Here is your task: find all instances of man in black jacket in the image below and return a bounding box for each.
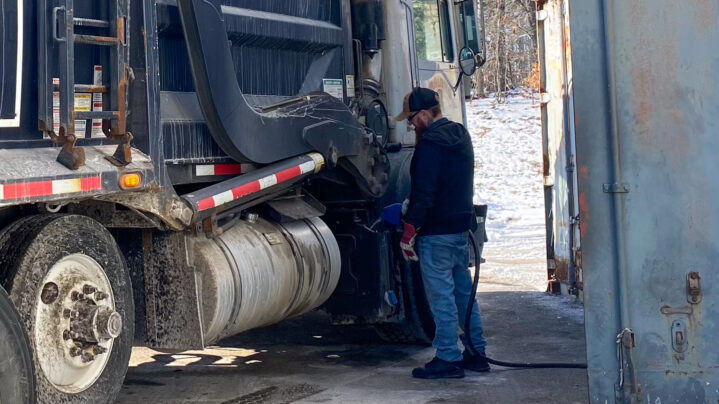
[396,87,489,379]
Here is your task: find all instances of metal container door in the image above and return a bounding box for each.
[569,0,719,402]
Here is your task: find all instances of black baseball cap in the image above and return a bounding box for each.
[395,87,440,121]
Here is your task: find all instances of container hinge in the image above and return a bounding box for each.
[686,272,701,304]
[603,183,630,193]
[615,328,642,403]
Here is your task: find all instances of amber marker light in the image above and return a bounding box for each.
[120,173,142,189]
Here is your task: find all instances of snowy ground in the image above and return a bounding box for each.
[466,92,548,291]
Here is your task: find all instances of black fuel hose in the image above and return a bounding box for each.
[465,231,588,369]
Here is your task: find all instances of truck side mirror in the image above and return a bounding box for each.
[459,47,478,76]
[456,0,486,68]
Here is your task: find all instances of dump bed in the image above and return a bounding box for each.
[1,0,353,170]
[0,0,386,215]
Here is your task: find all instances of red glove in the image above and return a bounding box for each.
[400,222,419,262]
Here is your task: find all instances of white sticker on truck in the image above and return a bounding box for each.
[74,93,92,136]
[50,78,60,138]
[91,65,105,138]
[49,80,92,138]
[322,79,344,99]
[346,75,355,98]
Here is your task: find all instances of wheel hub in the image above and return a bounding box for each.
[34,254,120,394]
[69,296,122,344]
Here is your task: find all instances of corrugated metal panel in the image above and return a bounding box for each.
[538,0,580,294]
[568,0,719,402]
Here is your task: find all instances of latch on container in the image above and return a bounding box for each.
[686,272,701,304]
[671,320,687,353]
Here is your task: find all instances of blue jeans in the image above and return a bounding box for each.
[417,232,487,362]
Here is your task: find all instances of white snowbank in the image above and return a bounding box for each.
[467,93,547,291]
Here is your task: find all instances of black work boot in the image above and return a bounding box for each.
[412,357,465,379]
[457,350,491,372]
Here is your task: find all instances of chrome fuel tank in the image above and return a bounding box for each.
[194,216,341,343]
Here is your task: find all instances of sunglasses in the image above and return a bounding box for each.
[408,111,419,122]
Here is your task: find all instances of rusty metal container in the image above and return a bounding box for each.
[537,0,581,296]
[545,0,719,402]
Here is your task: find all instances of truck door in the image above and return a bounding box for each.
[412,0,464,123]
[0,0,23,128]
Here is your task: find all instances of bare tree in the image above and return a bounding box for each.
[476,0,537,97]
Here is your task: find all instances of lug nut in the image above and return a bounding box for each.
[71,310,79,319]
[83,285,96,295]
[94,291,107,301]
[81,352,95,363]
[71,291,80,301]
[63,329,72,340]
[63,309,72,319]
[69,347,82,357]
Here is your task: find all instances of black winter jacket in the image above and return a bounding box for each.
[404,118,475,236]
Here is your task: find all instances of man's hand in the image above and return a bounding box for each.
[400,222,419,262]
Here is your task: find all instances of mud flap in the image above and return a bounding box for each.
[142,230,204,350]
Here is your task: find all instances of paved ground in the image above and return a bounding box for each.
[117,278,588,404]
[116,95,586,403]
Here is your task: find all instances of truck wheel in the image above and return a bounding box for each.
[0,286,36,404]
[375,259,435,345]
[0,215,134,404]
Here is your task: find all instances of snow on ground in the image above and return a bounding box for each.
[466,92,547,291]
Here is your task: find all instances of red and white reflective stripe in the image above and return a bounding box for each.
[0,176,102,201]
[195,163,254,177]
[196,158,319,211]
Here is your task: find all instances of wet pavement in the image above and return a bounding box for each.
[117,277,588,404]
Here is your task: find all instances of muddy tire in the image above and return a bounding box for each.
[375,259,435,345]
[0,286,36,404]
[0,215,134,404]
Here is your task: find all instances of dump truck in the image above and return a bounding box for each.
[0,0,484,402]
[2,0,718,403]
